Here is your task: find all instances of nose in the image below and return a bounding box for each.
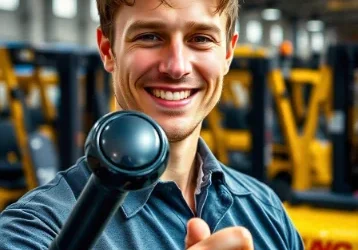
[158,38,192,79]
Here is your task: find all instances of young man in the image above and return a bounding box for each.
[0,0,304,249]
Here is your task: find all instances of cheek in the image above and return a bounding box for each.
[122,49,159,84]
[194,51,225,91]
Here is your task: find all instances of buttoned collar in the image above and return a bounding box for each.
[120,138,251,218]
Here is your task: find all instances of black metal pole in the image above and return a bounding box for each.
[329,45,353,194]
[57,52,82,170]
[250,58,271,183]
[49,174,127,250]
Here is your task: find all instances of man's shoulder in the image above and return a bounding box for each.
[0,157,90,249]
[220,163,283,212]
[6,156,89,210]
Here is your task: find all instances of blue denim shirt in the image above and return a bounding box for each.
[0,139,304,249]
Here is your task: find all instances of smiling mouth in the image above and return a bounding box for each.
[145,88,198,101]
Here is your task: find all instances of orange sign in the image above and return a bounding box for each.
[303,239,353,250]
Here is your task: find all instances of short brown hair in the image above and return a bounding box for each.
[96,0,239,47]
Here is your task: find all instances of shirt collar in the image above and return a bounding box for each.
[120,137,249,218]
[196,138,251,195]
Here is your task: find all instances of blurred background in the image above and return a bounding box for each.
[0,0,357,249]
[0,0,357,55]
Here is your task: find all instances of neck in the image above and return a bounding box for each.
[160,126,202,213]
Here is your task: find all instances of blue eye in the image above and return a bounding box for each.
[136,34,160,41]
[190,36,212,43]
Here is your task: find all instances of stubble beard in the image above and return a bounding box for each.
[165,118,203,143]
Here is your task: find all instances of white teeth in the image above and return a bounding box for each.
[180,91,184,99]
[151,89,191,101]
[173,92,180,100]
[166,92,173,100]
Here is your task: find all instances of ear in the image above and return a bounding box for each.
[224,32,239,75]
[97,28,115,73]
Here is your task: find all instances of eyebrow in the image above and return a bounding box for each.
[186,21,222,35]
[125,20,222,36]
[125,20,167,36]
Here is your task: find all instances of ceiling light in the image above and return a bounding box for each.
[307,20,324,32]
[246,20,263,43]
[0,0,19,11]
[262,8,281,21]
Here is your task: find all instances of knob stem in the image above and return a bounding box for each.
[49,174,127,250]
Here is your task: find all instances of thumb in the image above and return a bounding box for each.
[185,218,211,249]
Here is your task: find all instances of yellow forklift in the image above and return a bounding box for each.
[0,42,101,209]
[270,65,333,189]
[270,44,358,249]
[0,42,59,142]
[0,43,59,210]
[202,45,332,187]
[201,45,272,180]
[0,42,112,211]
[201,44,358,249]
[33,44,116,172]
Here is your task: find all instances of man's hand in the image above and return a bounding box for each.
[185,218,254,250]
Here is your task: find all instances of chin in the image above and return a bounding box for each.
[165,129,191,142]
[158,119,201,143]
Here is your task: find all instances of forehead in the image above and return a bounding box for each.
[113,0,227,33]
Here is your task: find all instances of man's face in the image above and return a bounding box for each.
[98,0,238,142]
